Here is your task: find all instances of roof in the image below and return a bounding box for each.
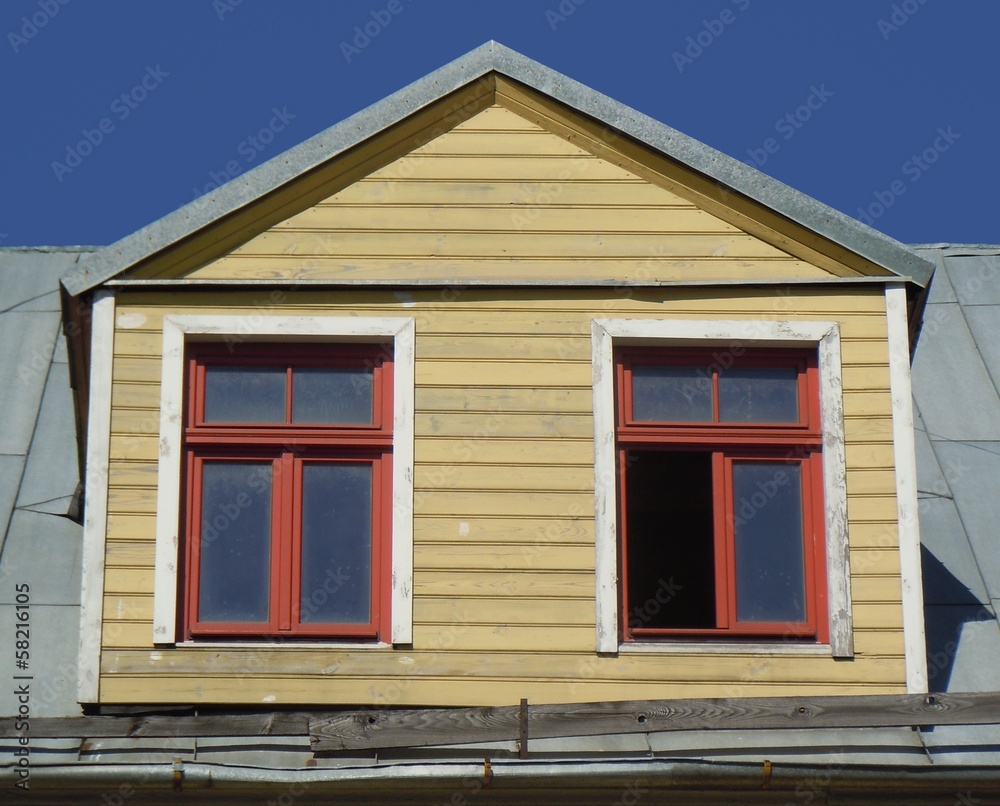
[0,247,94,722]
[61,41,934,297]
[911,245,1000,694]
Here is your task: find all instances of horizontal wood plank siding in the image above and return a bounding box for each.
[100,282,906,705]
[167,105,840,285]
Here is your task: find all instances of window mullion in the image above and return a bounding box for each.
[276,453,295,632]
[713,451,732,629]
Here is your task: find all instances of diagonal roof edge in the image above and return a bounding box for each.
[62,41,933,297]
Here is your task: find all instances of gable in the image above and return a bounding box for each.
[122,103,859,285]
[63,43,934,297]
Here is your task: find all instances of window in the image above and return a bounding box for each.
[182,343,392,640]
[591,319,852,656]
[615,348,827,643]
[150,314,415,648]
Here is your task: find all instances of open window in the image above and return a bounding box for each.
[591,319,852,656]
[182,344,393,640]
[615,348,827,643]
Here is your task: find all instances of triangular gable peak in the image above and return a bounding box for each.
[62,42,934,294]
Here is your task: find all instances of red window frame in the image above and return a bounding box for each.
[181,342,393,641]
[615,347,828,643]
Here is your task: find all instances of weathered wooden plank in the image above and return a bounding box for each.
[104,567,154,594]
[850,547,902,577]
[844,443,896,469]
[847,496,900,522]
[415,412,594,439]
[364,154,640,182]
[845,469,897,496]
[106,513,157,541]
[228,231,789,260]
[113,288,890,314]
[408,129,592,156]
[11,692,1000,752]
[842,392,893,419]
[414,464,593,492]
[414,544,593,572]
[414,571,593,598]
[416,335,589,361]
[105,540,156,566]
[415,386,593,413]
[847,521,898,549]
[414,439,594,465]
[416,362,590,387]
[191,257,820,283]
[333,179,692,207]
[414,490,593,518]
[101,647,903,685]
[108,460,159,487]
[309,692,1000,752]
[414,597,595,626]
[277,206,739,234]
[850,575,904,603]
[0,712,311,739]
[414,515,594,543]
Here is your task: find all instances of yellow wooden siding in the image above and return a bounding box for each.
[154,105,844,284]
[97,286,908,704]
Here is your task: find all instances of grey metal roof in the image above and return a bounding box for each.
[0,247,93,721]
[61,41,934,297]
[911,245,1000,694]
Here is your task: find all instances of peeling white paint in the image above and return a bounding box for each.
[152,315,415,646]
[591,317,853,657]
[116,312,146,328]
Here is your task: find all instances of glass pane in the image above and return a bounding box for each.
[732,462,806,623]
[198,462,272,623]
[631,366,712,422]
[300,464,373,624]
[292,367,374,424]
[204,366,286,423]
[624,450,716,628]
[719,366,798,423]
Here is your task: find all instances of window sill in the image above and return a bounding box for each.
[170,640,393,650]
[618,641,833,656]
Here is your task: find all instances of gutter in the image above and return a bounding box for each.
[15,757,1000,800]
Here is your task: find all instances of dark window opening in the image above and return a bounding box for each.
[624,450,716,630]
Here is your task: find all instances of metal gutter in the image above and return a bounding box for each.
[17,757,1000,796]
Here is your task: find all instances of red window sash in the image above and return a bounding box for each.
[617,347,827,644]
[181,343,393,642]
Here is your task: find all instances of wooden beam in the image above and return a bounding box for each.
[0,712,312,739]
[309,692,1000,752]
[3,692,1000,748]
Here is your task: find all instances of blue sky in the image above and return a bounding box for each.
[2,0,997,247]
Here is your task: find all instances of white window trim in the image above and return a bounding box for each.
[152,315,415,646]
[591,318,852,657]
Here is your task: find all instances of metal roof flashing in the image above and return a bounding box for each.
[61,41,934,297]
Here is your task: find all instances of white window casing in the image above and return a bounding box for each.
[152,315,415,646]
[591,318,853,658]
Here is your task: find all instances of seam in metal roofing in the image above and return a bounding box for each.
[61,41,934,297]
